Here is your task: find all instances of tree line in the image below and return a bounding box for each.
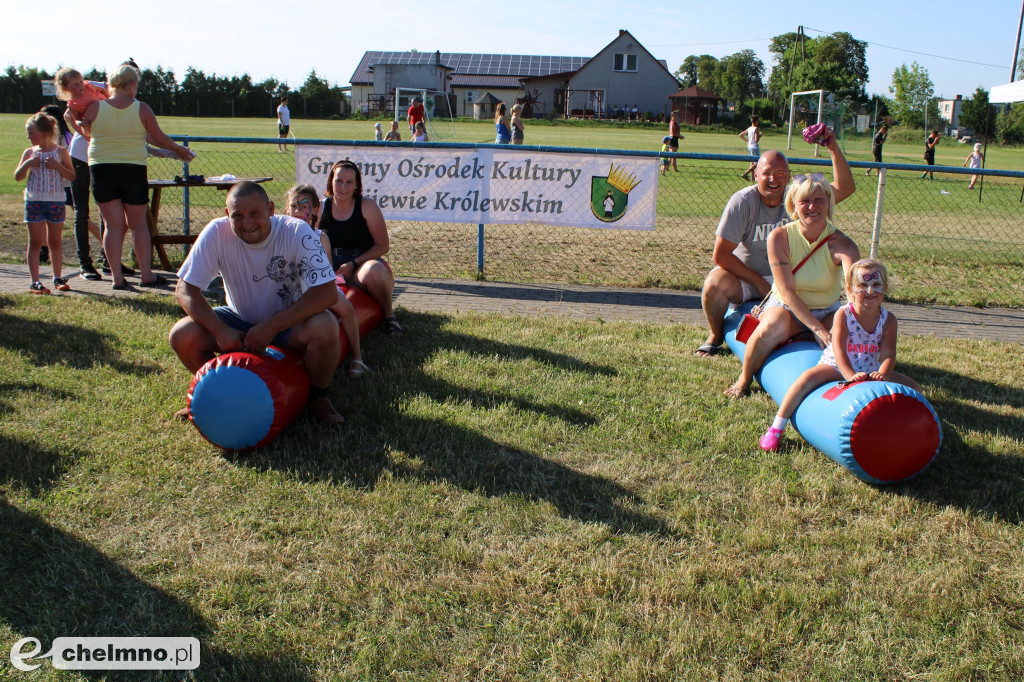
[0,64,348,119]
[675,28,1024,143]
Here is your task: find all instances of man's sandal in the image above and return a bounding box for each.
[694,342,722,357]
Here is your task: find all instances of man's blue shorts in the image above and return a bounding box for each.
[214,307,292,349]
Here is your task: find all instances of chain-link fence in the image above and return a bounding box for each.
[148,137,1024,308]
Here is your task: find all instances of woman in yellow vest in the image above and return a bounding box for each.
[82,63,195,290]
[725,172,861,398]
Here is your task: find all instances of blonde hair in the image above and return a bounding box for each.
[785,175,835,221]
[847,258,888,296]
[511,103,522,114]
[54,67,83,101]
[26,112,59,144]
[108,64,140,90]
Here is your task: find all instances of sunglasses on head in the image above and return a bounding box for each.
[793,172,825,184]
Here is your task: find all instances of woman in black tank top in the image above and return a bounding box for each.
[319,161,403,335]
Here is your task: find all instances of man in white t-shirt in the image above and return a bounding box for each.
[694,135,855,357]
[169,181,344,425]
[276,97,291,152]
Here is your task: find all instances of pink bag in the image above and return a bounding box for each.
[803,123,835,147]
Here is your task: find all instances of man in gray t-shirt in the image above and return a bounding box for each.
[695,139,854,356]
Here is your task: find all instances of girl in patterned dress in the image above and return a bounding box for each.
[758,259,922,451]
[14,112,77,293]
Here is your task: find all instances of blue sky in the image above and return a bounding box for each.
[3,0,1018,100]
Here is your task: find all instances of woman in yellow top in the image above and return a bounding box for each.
[725,172,860,398]
[82,64,195,290]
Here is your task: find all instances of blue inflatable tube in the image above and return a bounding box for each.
[723,303,941,484]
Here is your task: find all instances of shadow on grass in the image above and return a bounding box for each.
[0,431,78,496]
[93,293,191,319]
[0,310,160,376]
[228,311,671,536]
[884,362,1024,524]
[0,500,314,681]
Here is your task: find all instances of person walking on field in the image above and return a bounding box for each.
[964,143,984,189]
[407,97,424,135]
[866,123,888,176]
[921,130,940,179]
[277,97,291,152]
[667,110,683,171]
[740,115,761,180]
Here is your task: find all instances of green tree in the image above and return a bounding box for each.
[959,87,990,133]
[673,55,721,93]
[717,50,765,112]
[889,62,934,128]
[137,66,177,116]
[997,102,1024,144]
[767,31,869,108]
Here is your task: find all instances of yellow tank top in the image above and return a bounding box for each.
[771,220,841,309]
[88,100,147,166]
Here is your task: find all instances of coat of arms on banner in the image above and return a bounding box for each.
[590,164,641,223]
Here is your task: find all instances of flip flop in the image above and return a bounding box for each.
[348,359,370,379]
[694,342,721,357]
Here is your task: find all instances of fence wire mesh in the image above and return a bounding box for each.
[148,138,1024,308]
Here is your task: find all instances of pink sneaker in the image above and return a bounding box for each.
[759,427,783,451]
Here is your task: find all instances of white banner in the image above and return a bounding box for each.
[296,146,658,230]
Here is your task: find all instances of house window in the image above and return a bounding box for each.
[613,53,637,72]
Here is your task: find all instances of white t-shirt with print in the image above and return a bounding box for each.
[178,214,333,324]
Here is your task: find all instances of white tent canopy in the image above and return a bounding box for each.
[990,80,1024,104]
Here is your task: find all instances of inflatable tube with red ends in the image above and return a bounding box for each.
[723,303,941,484]
[188,346,310,450]
[187,283,384,450]
[338,279,384,338]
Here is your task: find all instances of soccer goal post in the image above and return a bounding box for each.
[394,87,457,141]
[787,89,826,156]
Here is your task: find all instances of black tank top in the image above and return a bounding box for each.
[319,197,375,262]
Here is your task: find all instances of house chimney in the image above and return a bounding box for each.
[956,94,962,100]
[435,50,441,65]
[619,29,626,36]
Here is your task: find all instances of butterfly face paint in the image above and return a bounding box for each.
[288,196,313,223]
[853,269,885,295]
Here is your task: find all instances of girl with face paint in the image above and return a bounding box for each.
[758,259,923,451]
[284,185,368,379]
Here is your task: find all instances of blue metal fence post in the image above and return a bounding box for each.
[182,141,190,236]
[477,222,485,277]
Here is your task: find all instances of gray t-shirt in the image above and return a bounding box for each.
[715,184,790,278]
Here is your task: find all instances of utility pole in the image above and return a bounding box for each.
[1012,0,1024,83]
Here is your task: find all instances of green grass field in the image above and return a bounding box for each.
[1,294,1022,680]
[2,114,1023,307]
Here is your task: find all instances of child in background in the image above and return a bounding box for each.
[14,112,77,294]
[412,121,429,142]
[964,143,984,189]
[384,120,401,141]
[373,122,383,141]
[740,115,761,180]
[284,185,369,379]
[758,259,922,451]
[660,136,672,176]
